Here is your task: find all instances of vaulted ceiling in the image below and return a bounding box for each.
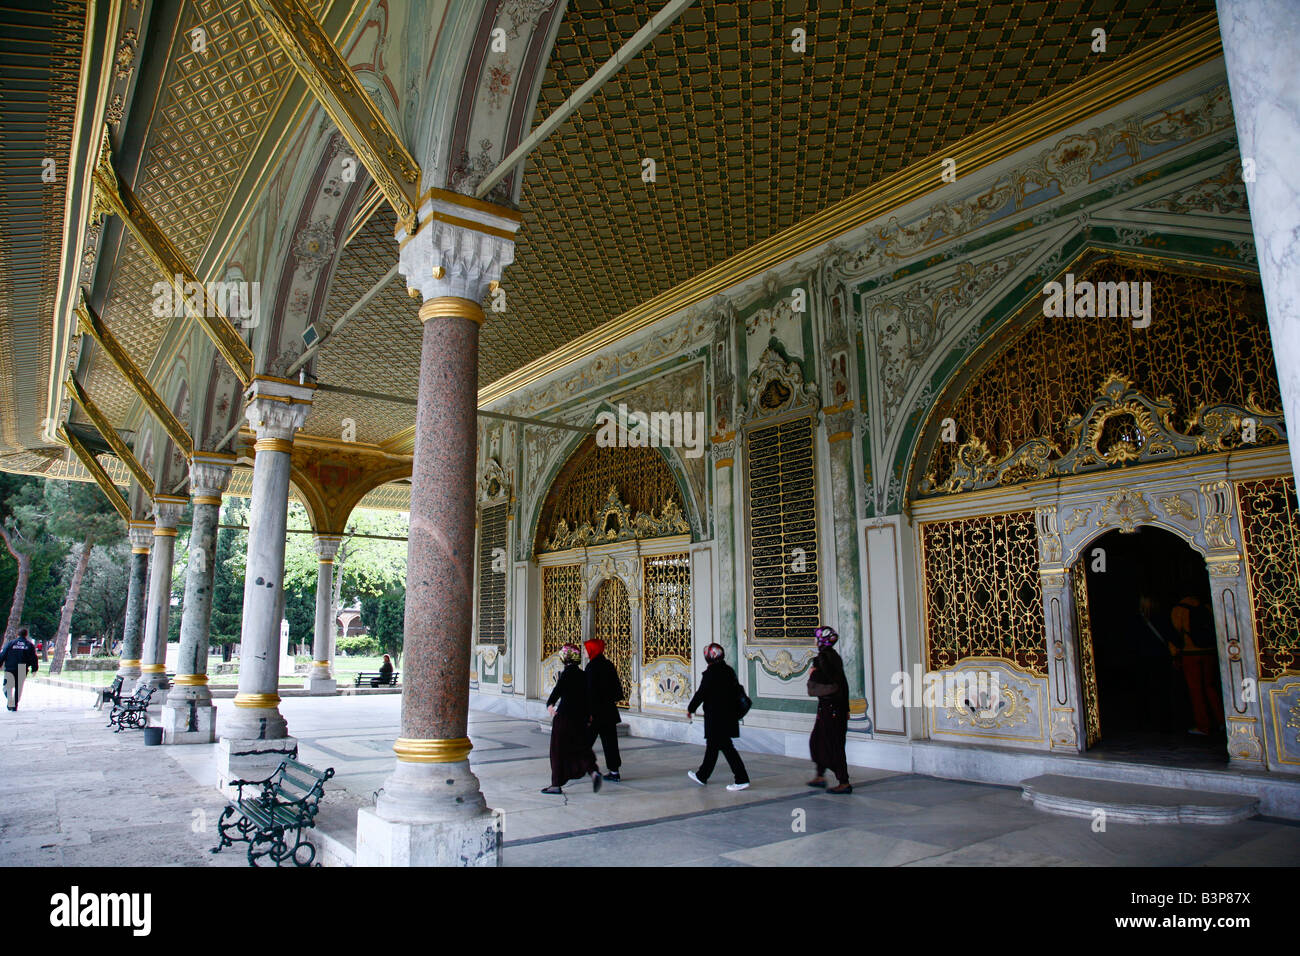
[0,0,1222,503]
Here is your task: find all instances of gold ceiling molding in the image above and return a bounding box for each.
[474,13,1224,409]
[89,126,255,385]
[250,0,421,235]
[65,375,153,494]
[58,424,130,521]
[76,295,193,459]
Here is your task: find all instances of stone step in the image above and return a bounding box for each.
[1020,773,1260,825]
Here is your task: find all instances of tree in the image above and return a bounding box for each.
[44,480,125,673]
[0,475,65,643]
[71,541,130,649]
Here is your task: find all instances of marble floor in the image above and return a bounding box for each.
[6,680,1300,867]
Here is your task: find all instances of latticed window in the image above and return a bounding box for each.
[919,511,1047,676]
[1236,477,1300,680]
[746,415,820,643]
[642,553,692,663]
[541,564,582,660]
[476,503,508,645]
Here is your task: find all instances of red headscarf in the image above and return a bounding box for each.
[584,639,605,659]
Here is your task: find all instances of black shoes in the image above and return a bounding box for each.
[541,786,563,794]
[603,771,621,782]
[828,783,853,794]
[591,772,602,793]
[807,776,827,788]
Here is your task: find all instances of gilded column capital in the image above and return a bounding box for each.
[313,533,343,563]
[244,376,315,444]
[151,495,188,531]
[189,452,236,502]
[397,193,520,307]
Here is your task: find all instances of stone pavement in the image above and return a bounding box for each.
[5,681,1300,866]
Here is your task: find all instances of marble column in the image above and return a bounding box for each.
[116,520,153,681]
[1217,0,1300,481]
[823,407,868,722]
[357,194,518,867]
[305,533,342,695]
[216,376,314,786]
[711,438,739,665]
[161,454,233,744]
[137,495,187,695]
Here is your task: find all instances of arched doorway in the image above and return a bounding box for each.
[592,577,633,707]
[1073,526,1227,767]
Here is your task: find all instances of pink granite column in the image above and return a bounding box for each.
[357,192,519,867]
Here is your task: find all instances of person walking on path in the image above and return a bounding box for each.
[686,643,750,791]
[2,627,39,712]
[806,626,852,793]
[542,643,602,795]
[584,638,623,781]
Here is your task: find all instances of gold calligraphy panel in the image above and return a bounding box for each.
[476,503,508,646]
[746,415,820,643]
[920,511,1047,676]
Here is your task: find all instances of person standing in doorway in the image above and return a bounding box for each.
[806,626,852,793]
[542,644,602,795]
[2,628,39,711]
[1169,594,1224,736]
[686,643,750,791]
[584,638,623,782]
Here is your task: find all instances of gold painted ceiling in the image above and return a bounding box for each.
[480,0,1214,386]
[0,0,1223,507]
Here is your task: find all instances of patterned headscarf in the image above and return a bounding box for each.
[560,643,582,664]
[814,626,839,648]
[703,643,725,662]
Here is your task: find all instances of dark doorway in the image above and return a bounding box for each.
[1079,526,1227,769]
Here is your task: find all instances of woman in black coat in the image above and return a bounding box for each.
[686,643,750,790]
[542,644,602,795]
[807,626,852,793]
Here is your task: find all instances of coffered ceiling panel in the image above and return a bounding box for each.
[479,0,1213,387]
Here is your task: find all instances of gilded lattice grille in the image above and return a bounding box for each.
[920,511,1046,676]
[1072,564,1101,747]
[746,416,820,643]
[536,437,683,552]
[594,577,632,706]
[643,553,692,664]
[541,564,582,661]
[1236,477,1300,680]
[476,503,508,646]
[924,263,1280,494]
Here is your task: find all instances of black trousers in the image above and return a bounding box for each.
[587,721,621,772]
[698,736,749,784]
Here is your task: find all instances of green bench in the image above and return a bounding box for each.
[211,758,335,867]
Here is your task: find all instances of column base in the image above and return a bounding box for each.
[116,662,141,681]
[160,700,217,744]
[304,676,337,695]
[356,807,501,867]
[216,736,300,794]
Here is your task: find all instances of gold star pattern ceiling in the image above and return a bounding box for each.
[476,0,1213,388]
